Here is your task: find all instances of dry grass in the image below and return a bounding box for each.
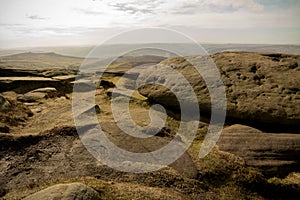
[3,176,188,200]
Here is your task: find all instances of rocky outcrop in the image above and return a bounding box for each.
[0,76,74,94]
[0,53,78,94]
[23,183,100,200]
[17,87,57,102]
[1,51,299,199]
[138,52,300,127]
[217,124,300,177]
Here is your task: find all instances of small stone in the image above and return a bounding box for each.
[24,102,37,106]
[31,87,57,93]
[31,108,42,113]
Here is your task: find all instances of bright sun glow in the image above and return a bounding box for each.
[0,0,299,48]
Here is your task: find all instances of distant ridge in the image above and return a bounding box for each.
[1,44,300,58]
[0,52,84,70]
[0,52,85,60]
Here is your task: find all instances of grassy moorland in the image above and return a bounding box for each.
[0,51,299,199]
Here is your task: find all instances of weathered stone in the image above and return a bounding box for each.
[138,52,300,126]
[52,75,76,81]
[30,87,57,93]
[24,102,37,106]
[217,124,300,177]
[31,108,42,113]
[17,87,57,102]
[23,182,100,200]
[18,92,46,102]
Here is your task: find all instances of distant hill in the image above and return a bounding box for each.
[0,52,84,70]
[204,44,300,55]
[0,46,94,58]
[1,52,84,61]
[1,44,300,58]
[0,52,166,72]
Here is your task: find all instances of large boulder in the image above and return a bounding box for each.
[217,124,300,177]
[138,52,300,126]
[23,183,100,200]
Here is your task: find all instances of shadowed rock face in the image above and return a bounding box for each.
[138,52,300,128]
[0,77,74,94]
[217,124,300,177]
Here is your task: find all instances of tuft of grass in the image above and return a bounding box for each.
[0,98,33,127]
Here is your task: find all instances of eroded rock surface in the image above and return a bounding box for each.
[17,87,57,102]
[0,52,78,94]
[1,51,300,199]
[138,52,300,127]
[217,124,300,177]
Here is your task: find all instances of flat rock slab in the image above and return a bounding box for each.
[30,87,57,93]
[0,76,74,94]
[17,87,58,102]
[0,77,55,83]
[53,75,76,81]
[217,124,300,177]
[18,92,46,102]
[23,183,100,200]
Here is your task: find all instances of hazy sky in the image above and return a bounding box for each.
[0,0,299,48]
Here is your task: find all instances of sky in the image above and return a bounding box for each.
[0,0,299,48]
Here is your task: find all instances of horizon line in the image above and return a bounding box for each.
[1,42,300,50]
